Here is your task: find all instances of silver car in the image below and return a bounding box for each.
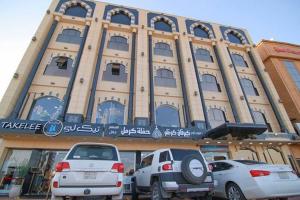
[210,160,300,200]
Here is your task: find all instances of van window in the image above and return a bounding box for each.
[141,155,154,168]
[159,151,171,163]
[67,145,118,161]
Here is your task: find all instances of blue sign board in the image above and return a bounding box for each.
[0,119,206,140]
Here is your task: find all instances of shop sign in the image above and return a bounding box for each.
[105,125,205,139]
[201,145,229,152]
[255,132,296,140]
[0,119,206,140]
[274,47,300,56]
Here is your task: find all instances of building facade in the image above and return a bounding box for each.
[257,40,300,168]
[0,0,299,196]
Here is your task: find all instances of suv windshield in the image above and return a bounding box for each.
[171,149,200,161]
[67,145,118,161]
[234,160,266,165]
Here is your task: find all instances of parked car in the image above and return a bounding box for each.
[210,160,300,200]
[51,143,124,200]
[132,148,214,200]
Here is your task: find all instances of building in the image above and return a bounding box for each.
[0,0,299,196]
[257,40,300,169]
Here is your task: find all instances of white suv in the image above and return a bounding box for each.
[51,143,124,200]
[132,148,214,200]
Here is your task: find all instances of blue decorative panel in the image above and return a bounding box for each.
[185,19,215,37]
[103,5,139,25]
[55,0,95,17]
[147,13,179,32]
[220,26,250,44]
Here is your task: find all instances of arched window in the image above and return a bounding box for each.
[154,42,173,57]
[154,19,172,32]
[195,48,214,62]
[96,101,125,125]
[194,26,209,38]
[253,111,272,131]
[241,78,259,96]
[201,74,221,92]
[102,63,128,83]
[111,11,131,25]
[227,32,242,44]
[108,36,129,51]
[208,108,227,128]
[28,96,63,121]
[44,56,74,77]
[155,69,176,88]
[65,5,87,18]
[56,29,82,44]
[156,105,180,127]
[232,54,248,67]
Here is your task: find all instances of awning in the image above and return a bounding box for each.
[204,123,268,139]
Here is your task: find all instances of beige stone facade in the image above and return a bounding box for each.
[0,0,299,196]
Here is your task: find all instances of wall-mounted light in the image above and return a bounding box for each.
[229,64,233,68]
[240,96,244,100]
[142,25,145,29]
[95,17,98,22]
[141,52,145,56]
[194,91,198,96]
[47,10,50,14]
[80,78,84,84]
[88,45,92,50]
[188,58,191,62]
[141,86,145,92]
[32,36,37,42]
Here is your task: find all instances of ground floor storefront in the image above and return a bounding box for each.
[0,136,299,197]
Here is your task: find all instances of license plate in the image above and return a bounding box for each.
[84,172,97,179]
[278,172,289,179]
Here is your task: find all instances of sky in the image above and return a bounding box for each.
[0,0,299,102]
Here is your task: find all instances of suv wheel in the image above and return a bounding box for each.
[151,181,166,200]
[226,183,246,200]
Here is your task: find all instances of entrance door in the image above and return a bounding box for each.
[0,150,32,195]
[119,152,136,193]
[22,150,67,195]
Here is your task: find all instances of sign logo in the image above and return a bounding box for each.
[152,126,162,139]
[43,120,63,137]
